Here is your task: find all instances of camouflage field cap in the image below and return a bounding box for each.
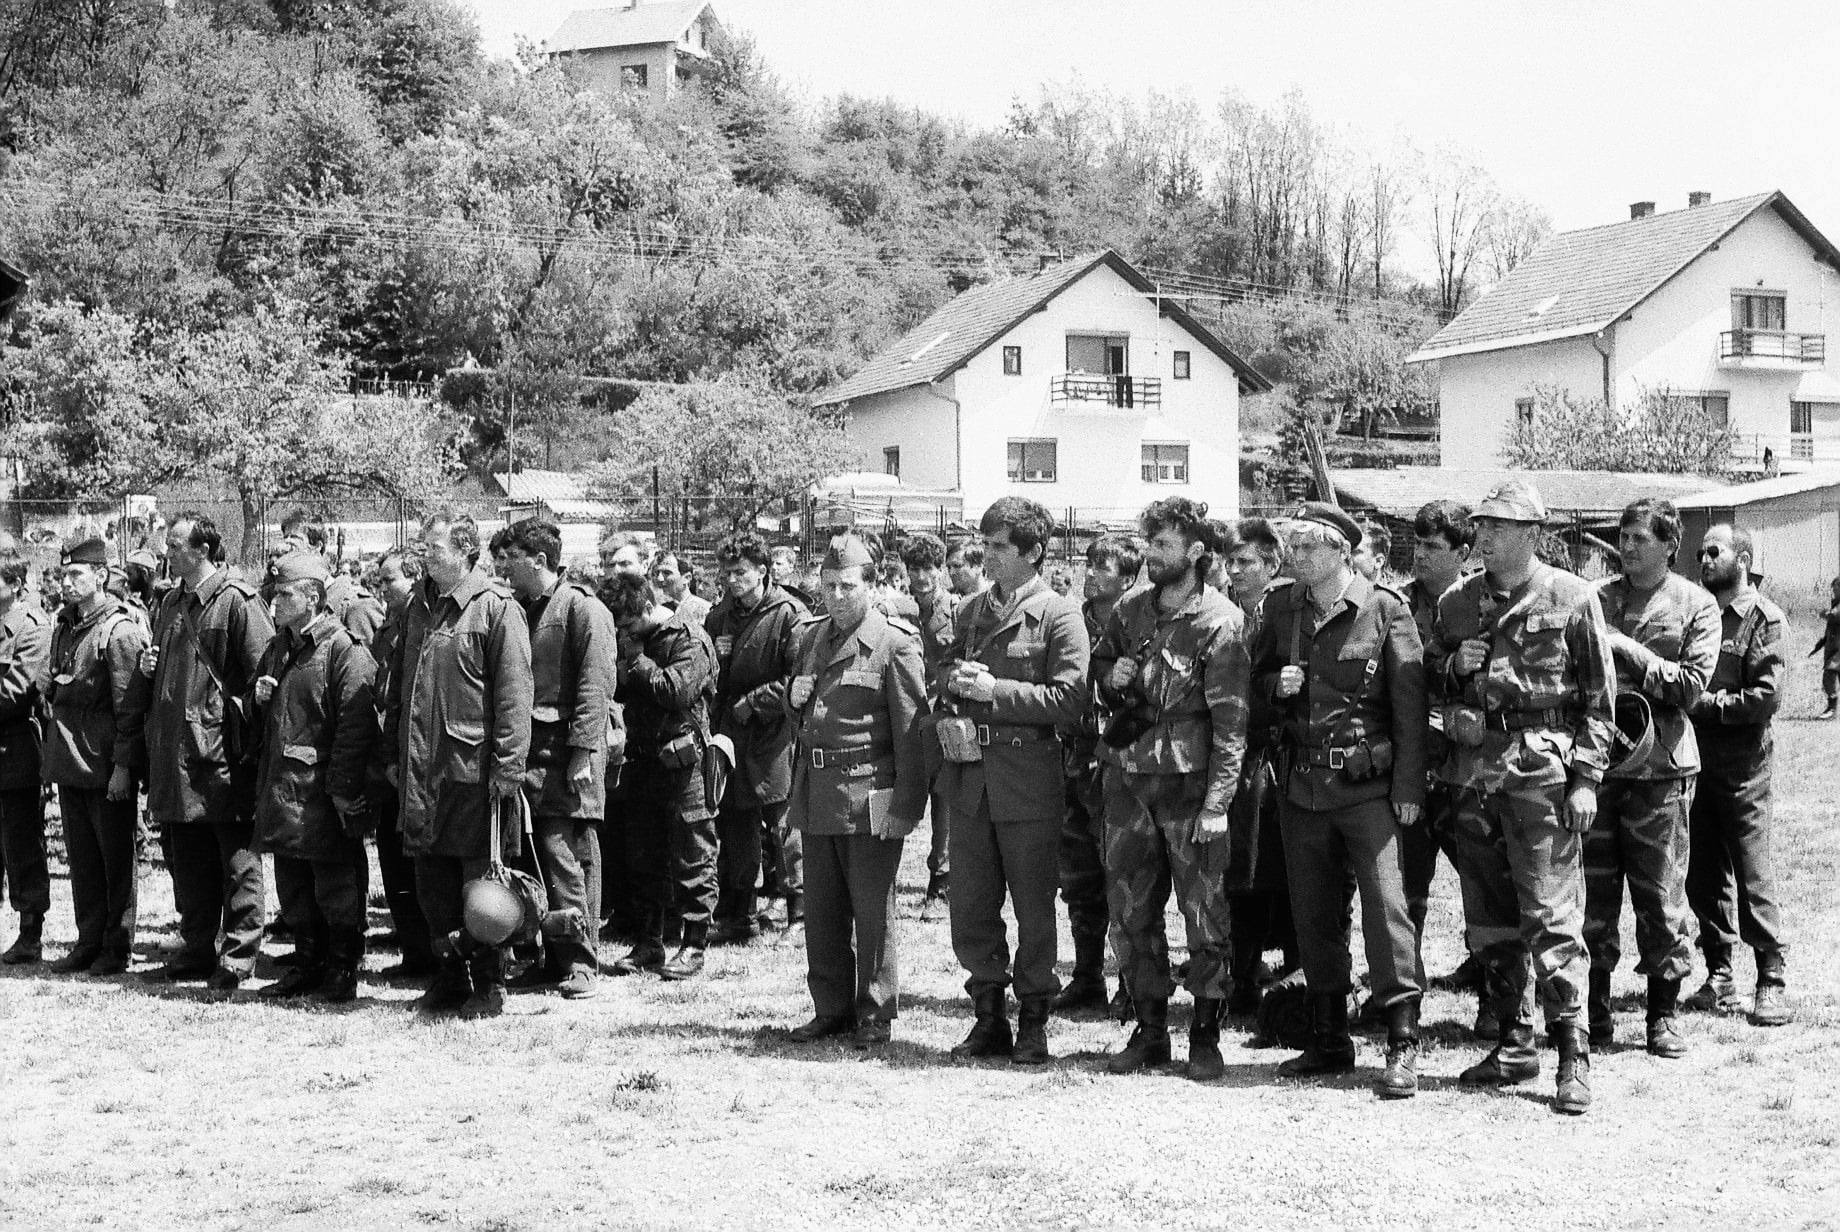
[1474,479,1549,523]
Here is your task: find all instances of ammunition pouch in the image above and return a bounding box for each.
[935,714,984,764]
[1444,704,1487,748]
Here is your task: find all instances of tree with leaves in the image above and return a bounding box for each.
[1503,382,1739,476]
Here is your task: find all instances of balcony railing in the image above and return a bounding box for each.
[1050,373,1162,409]
[1719,329,1826,365]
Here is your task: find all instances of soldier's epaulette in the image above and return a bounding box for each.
[561,578,596,599]
[1373,580,1408,605]
[219,576,261,601]
[885,614,919,638]
[486,578,516,599]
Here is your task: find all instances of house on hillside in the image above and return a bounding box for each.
[812,251,1271,522]
[1409,191,1840,473]
[546,1,722,103]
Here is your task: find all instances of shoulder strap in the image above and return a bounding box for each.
[1732,602,1766,655]
[178,597,230,696]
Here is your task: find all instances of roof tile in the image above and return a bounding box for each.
[547,2,713,54]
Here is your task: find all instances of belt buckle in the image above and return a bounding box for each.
[810,749,827,769]
[1328,747,1345,771]
[977,724,992,747]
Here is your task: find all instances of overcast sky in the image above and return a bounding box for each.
[463,0,1840,256]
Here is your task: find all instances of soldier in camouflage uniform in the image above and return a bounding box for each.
[1054,534,1141,1013]
[1091,499,1247,1082]
[1429,480,1614,1116]
[1252,503,1428,1098]
[1685,524,1793,1026]
[1583,500,1720,1056]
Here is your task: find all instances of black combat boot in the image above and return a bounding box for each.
[1645,976,1687,1057]
[1106,997,1171,1074]
[951,988,1013,1059]
[51,945,102,974]
[1588,967,1614,1046]
[315,928,364,1003]
[1461,1016,1541,1086]
[460,947,507,1019]
[1278,993,1357,1078]
[1684,943,1740,1013]
[1375,998,1420,1099]
[1553,1021,1592,1115]
[1186,997,1226,1082]
[415,944,473,1016]
[1012,997,1052,1066]
[659,922,708,981]
[1051,930,1109,1013]
[1226,940,1263,1016]
[1750,951,1793,1026]
[2,911,44,965]
[261,962,326,999]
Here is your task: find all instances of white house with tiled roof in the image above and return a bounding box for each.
[813,251,1270,520]
[546,1,721,104]
[1411,190,1840,472]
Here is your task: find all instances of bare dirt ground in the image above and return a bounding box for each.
[3,635,1838,1231]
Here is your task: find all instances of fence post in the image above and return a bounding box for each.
[119,493,131,566]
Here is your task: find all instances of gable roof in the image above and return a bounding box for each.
[546,2,715,54]
[1408,191,1840,364]
[814,250,1270,407]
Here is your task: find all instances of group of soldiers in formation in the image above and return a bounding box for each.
[0,481,1796,1117]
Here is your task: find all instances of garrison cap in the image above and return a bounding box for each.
[1475,479,1549,523]
[270,550,331,586]
[126,549,159,570]
[61,537,109,567]
[1289,501,1361,547]
[821,534,877,571]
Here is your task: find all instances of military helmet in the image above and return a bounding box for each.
[462,867,547,947]
[1608,691,1656,775]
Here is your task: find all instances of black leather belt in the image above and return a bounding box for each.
[806,746,879,770]
[1302,745,1355,770]
[978,723,1056,747]
[1485,708,1566,732]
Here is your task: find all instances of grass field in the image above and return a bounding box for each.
[3,630,1838,1230]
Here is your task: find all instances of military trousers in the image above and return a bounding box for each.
[622,761,717,944]
[761,801,804,905]
[163,819,266,976]
[716,797,787,926]
[1059,764,1110,950]
[532,814,599,974]
[1584,776,1694,981]
[803,832,903,1022]
[1398,778,1466,985]
[374,784,434,965]
[59,785,139,959]
[414,852,492,950]
[1280,795,1421,1008]
[1451,782,1587,1027]
[949,796,1060,1001]
[1686,741,1787,967]
[925,786,950,881]
[1103,770,1232,1003]
[1228,771,1300,975]
[0,785,49,916]
[274,844,369,971]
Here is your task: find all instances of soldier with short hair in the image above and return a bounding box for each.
[38,539,148,975]
[653,551,711,629]
[1054,533,1142,1014]
[276,509,385,648]
[369,547,436,977]
[1093,499,1246,1081]
[1685,524,1793,1026]
[783,535,928,1047]
[1430,480,1615,1116]
[944,540,986,600]
[142,512,276,992]
[251,551,379,1004]
[1583,499,1720,1055]
[1254,503,1427,1098]
[939,498,1088,1065]
[0,551,51,965]
[899,532,956,915]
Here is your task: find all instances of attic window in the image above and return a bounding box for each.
[901,331,950,367]
[1527,294,1560,318]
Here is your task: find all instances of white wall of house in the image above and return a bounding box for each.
[1436,206,1840,471]
[1615,208,1838,463]
[569,43,677,101]
[842,263,1244,518]
[1438,337,1604,469]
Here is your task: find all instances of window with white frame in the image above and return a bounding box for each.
[1007,438,1057,483]
[1141,442,1189,484]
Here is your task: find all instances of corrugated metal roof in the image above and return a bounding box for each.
[814,250,1268,407]
[1333,467,1714,518]
[1408,191,1840,363]
[493,469,595,503]
[1671,466,1840,509]
[546,2,714,53]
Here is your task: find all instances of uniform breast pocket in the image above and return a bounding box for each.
[1001,638,1046,681]
[431,626,487,689]
[1633,619,1683,661]
[1515,612,1570,676]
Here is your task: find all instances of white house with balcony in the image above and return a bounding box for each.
[1410,190,1840,472]
[546,1,722,104]
[812,251,1270,521]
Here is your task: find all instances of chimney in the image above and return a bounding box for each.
[1630,201,1656,220]
[1689,191,1712,208]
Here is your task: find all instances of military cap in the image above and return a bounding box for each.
[1475,479,1549,523]
[270,550,331,585]
[126,549,159,570]
[61,537,109,567]
[1289,501,1361,547]
[821,534,877,571]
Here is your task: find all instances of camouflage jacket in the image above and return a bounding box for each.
[1251,573,1427,811]
[1092,582,1249,815]
[1595,572,1720,780]
[1429,562,1615,792]
[1691,589,1784,746]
